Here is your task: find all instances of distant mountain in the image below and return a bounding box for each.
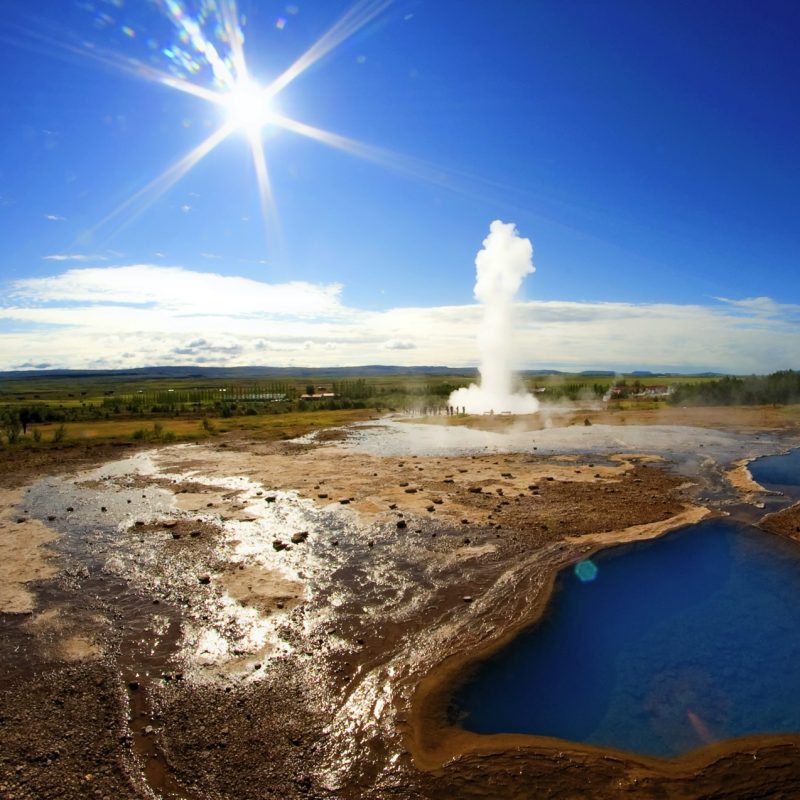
[0,365,479,380]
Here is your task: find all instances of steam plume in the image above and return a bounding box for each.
[449,220,539,415]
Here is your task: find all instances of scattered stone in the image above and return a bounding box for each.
[47,515,56,521]
[190,530,201,538]
[367,540,374,548]
[389,503,397,509]
[463,537,471,544]
[100,507,107,513]
[426,505,435,512]
[404,488,417,494]
[399,482,409,487]
[265,496,277,503]
[172,532,181,540]
[468,486,482,494]
[396,520,407,529]
[291,531,309,544]
[66,506,74,512]
[318,493,328,499]
[161,520,177,528]
[198,574,211,585]
[339,499,350,505]
[546,476,555,481]
[273,540,288,551]
[463,596,473,603]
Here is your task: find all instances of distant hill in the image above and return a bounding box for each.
[0,365,479,380]
[0,365,735,381]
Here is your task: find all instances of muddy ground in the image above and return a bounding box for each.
[2,409,800,799]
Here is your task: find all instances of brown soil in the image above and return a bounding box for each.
[1,412,800,799]
[760,502,800,541]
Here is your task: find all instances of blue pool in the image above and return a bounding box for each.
[749,447,800,493]
[454,519,800,757]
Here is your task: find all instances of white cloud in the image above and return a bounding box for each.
[44,214,66,221]
[10,265,343,316]
[0,263,798,373]
[43,254,107,262]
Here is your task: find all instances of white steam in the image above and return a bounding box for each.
[449,220,539,415]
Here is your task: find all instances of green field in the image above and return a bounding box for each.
[1,368,793,448]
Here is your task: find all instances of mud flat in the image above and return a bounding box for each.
[1,410,800,798]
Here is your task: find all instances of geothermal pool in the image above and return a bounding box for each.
[453,517,800,758]
[749,447,800,494]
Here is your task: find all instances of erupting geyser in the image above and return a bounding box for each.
[449,220,539,415]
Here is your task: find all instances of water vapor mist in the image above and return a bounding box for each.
[449,220,539,415]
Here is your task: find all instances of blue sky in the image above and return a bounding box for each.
[1,0,799,372]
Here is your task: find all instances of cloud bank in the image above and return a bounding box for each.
[1,263,799,373]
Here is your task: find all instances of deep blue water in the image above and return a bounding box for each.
[454,519,800,757]
[749,447,800,493]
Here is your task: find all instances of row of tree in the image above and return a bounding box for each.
[669,371,800,406]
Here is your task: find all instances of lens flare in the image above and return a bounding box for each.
[574,559,599,582]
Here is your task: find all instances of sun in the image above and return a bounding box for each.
[222,78,274,138]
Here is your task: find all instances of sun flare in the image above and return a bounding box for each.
[222,79,275,137]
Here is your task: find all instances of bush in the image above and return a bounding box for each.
[52,424,67,443]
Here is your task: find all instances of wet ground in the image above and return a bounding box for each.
[2,414,800,798]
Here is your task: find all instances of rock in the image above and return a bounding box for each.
[404,488,417,494]
[273,540,288,551]
[463,537,471,544]
[47,515,56,521]
[161,520,177,528]
[368,540,374,548]
[339,499,350,505]
[172,532,181,539]
[127,681,139,691]
[389,503,397,510]
[468,486,482,494]
[396,520,407,529]
[198,574,211,585]
[291,531,309,544]
[318,493,328,499]
[463,596,473,603]
[66,506,74,512]
[190,530,201,538]
[134,520,145,526]
[433,498,443,504]
[399,481,409,487]
[265,496,277,503]
[426,505,435,512]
